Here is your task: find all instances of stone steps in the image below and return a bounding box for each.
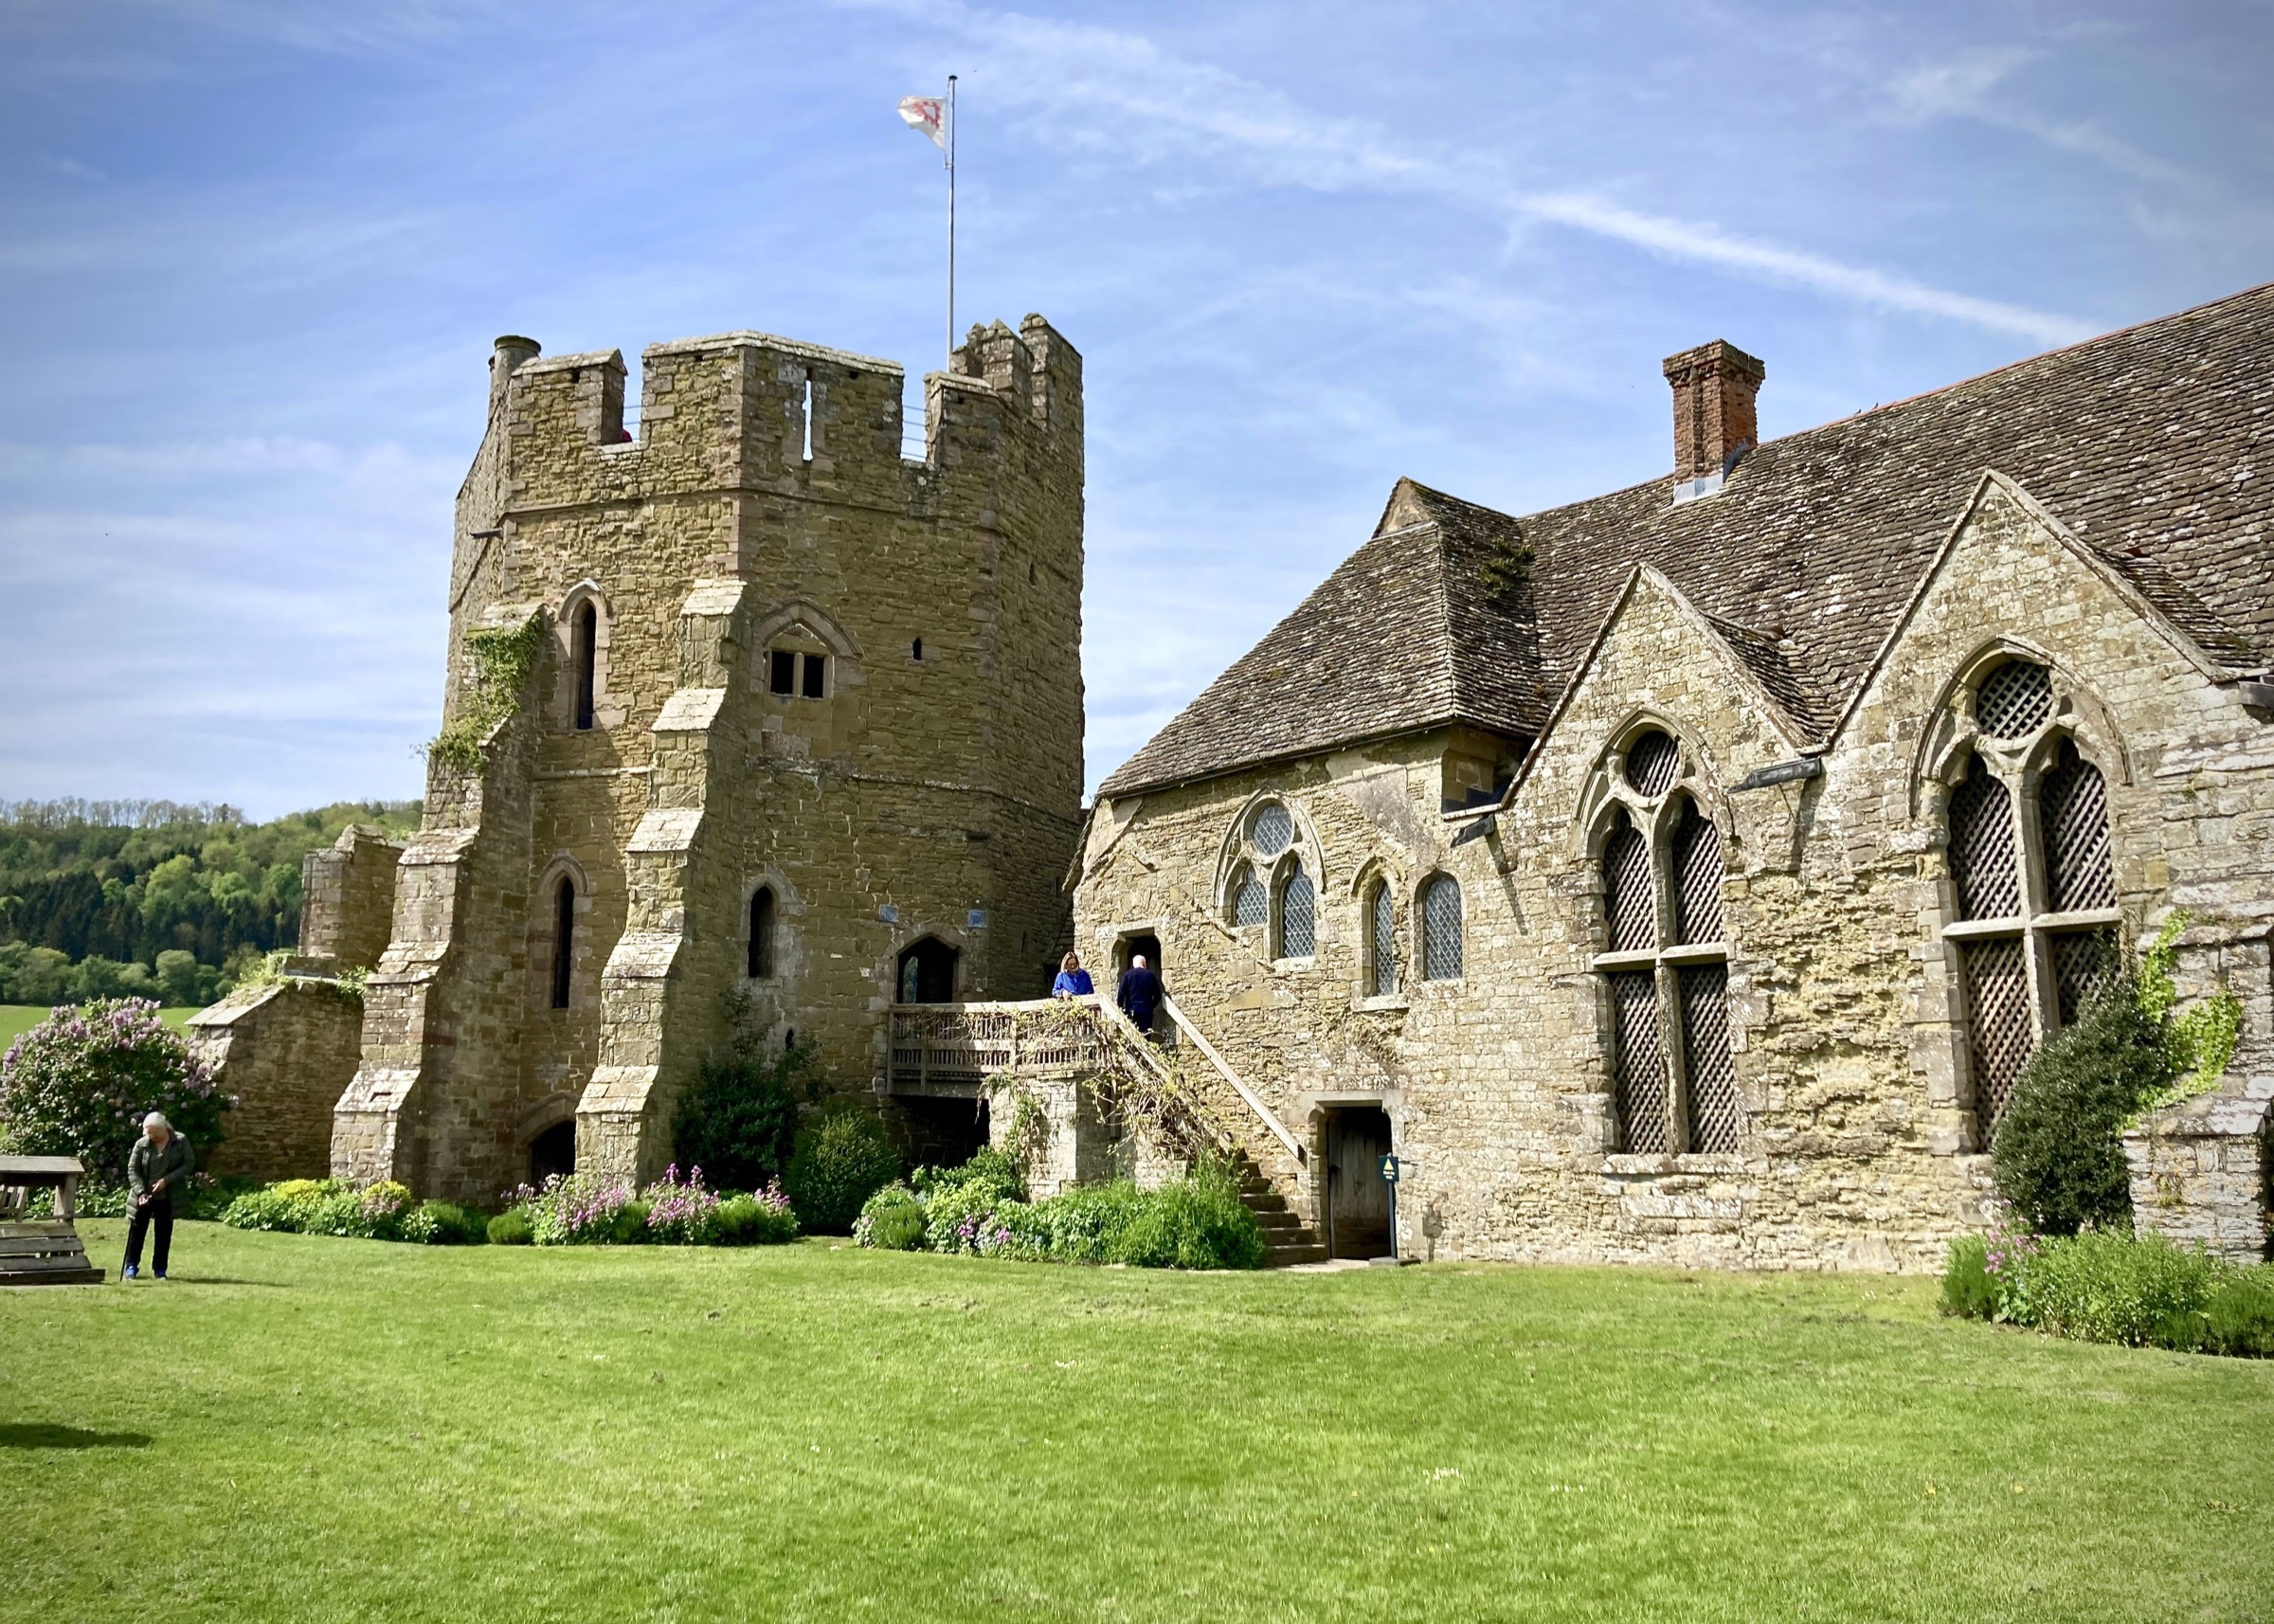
[1227,1149,1326,1269]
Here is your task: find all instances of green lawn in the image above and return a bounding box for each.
[0,1004,203,1049]
[3,1227,2269,1624]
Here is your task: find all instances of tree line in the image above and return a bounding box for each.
[0,799,420,1006]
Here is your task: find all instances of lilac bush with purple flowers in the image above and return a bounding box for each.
[0,997,231,1183]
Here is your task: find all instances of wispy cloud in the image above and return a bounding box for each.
[1889,44,2205,192]
[859,0,2092,345]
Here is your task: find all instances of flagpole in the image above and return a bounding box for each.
[946,75,957,367]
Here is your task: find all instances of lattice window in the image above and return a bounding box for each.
[1276,862,1315,959]
[1671,797,1724,946]
[1421,875,1463,980]
[1251,803,1292,857]
[1948,756,2020,921]
[1976,660,2052,740]
[1625,729,1680,798]
[1603,811,1655,954]
[1959,936,2032,1125]
[1678,964,1740,1153]
[1231,864,1267,928]
[1609,970,1668,1154]
[1368,880,1397,997]
[2050,929,2117,1028]
[2039,739,2115,911]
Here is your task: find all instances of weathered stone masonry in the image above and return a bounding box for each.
[333,317,1087,1205]
[1075,285,2274,1271]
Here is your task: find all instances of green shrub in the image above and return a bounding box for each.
[2020,1229,2223,1346]
[1038,1180,1147,1265]
[0,998,232,1184]
[415,1200,489,1246]
[1941,1236,1998,1321]
[914,1146,1026,1203]
[1994,968,2169,1236]
[2201,1269,2274,1358]
[487,1207,534,1246]
[672,1038,810,1195]
[785,1105,900,1234]
[222,1178,335,1233]
[711,1184,801,1246]
[1110,1164,1265,1272]
[854,1183,927,1251]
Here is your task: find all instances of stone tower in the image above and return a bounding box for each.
[334,317,1086,1203]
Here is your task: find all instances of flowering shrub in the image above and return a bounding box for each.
[711,1182,799,1246]
[1943,1221,2274,1358]
[0,998,232,1184]
[854,1183,927,1251]
[643,1164,721,1244]
[218,1178,463,1242]
[507,1172,642,1246]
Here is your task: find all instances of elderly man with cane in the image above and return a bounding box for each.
[122,1111,194,1281]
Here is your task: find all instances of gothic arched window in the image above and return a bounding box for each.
[1366,877,1397,998]
[1592,731,1737,1156]
[1420,875,1462,981]
[748,887,776,979]
[572,601,598,731]
[1940,666,2121,1129]
[1230,863,1267,928]
[1275,861,1316,960]
[550,875,576,1010]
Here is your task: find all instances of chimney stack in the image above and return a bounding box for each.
[1663,339,1764,502]
[490,334,541,416]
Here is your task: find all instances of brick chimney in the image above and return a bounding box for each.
[1663,339,1764,502]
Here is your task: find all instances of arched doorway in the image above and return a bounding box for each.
[1323,1105,1393,1259]
[529,1119,576,1187]
[896,937,959,1003]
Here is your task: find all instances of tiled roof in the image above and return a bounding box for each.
[1100,483,1543,795]
[1101,280,2274,797]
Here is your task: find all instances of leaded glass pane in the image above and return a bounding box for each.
[1610,970,1667,1154]
[1672,797,1724,946]
[1976,660,2051,740]
[1251,803,1292,857]
[1421,875,1462,980]
[1276,864,1315,958]
[1624,730,1680,798]
[2039,739,2115,912]
[1603,811,1654,953]
[1369,881,1397,997]
[1678,964,1740,1153]
[1231,865,1267,927]
[1948,756,2020,921]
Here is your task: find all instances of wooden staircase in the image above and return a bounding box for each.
[1230,1148,1326,1267]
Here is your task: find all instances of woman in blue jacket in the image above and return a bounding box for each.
[1051,950,1094,999]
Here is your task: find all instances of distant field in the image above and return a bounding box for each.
[0,1004,202,1050]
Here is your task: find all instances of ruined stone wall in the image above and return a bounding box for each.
[298,825,406,970]
[189,980,363,1182]
[1074,474,2274,1271]
[343,317,1083,1198]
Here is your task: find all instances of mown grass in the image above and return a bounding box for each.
[3,1224,2270,1623]
[0,1004,202,1049]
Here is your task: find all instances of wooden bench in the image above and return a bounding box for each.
[0,1155,105,1285]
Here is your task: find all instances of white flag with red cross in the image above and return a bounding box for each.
[897,95,946,148]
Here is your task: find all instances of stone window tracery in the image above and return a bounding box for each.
[1938,659,2121,1130]
[1420,875,1463,981]
[1275,861,1316,960]
[1231,864,1267,928]
[1222,801,1316,965]
[1590,727,1737,1156]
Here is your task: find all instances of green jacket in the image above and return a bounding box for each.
[127,1134,195,1206]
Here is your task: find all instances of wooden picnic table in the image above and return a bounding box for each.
[0,1155,106,1285]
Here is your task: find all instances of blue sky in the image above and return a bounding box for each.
[2,0,2268,819]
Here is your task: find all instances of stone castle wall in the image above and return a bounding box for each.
[336,317,1085,1203]
[1074,475,2274,1271]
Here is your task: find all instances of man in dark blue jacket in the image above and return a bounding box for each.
[1116,954,1164,1038]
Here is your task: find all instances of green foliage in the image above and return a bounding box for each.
[0,997,231,1183]
[428,614,545,774]
[2133,916,2247,1113]
[219,1179,430,1242]
[2201,1272,2274,1357]
[853,1183,927,1251]
[487,1207,534,1246]
[673,1001,811,1193]
[1993,968,2168,1235]
[1940,1236,1999,1321]
[1032,1180,1149,1265]
[0,799,417,984]
[785,1104,901,1234]
[710,1188,801,1246]
[1109,1162,1266,1272]
[415,1201,490,1246]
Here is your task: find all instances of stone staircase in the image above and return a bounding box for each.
[1230,1147,1326,1267]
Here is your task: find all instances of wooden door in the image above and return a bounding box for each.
[1325,1107,1393,1258]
